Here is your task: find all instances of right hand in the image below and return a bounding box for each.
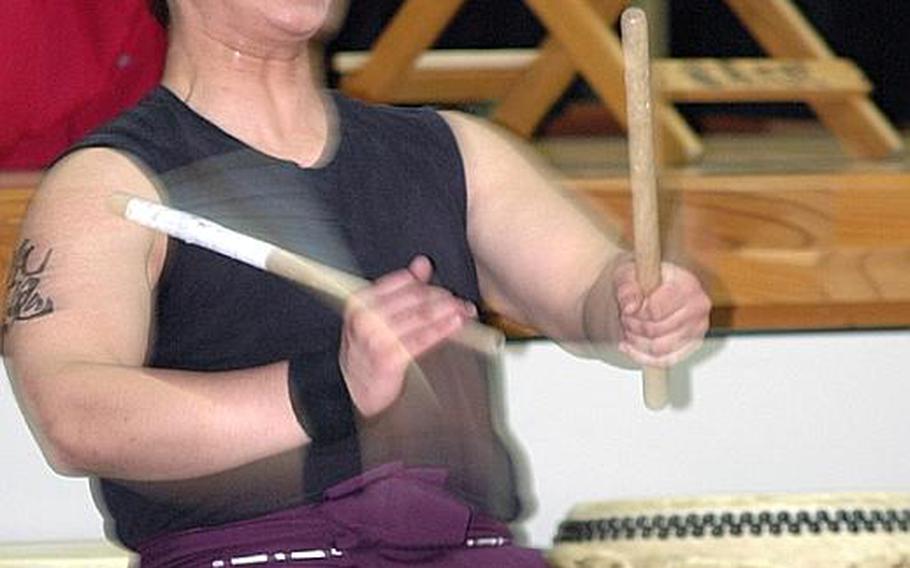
[612,259,710,368]
[339,255,477,417]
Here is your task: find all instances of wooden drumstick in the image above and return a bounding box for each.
[108,192,504,356]
[621,8,669,410]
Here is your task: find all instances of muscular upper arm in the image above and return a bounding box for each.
[442,111,625,340]
[3,148,166,386]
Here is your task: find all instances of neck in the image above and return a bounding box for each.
[161,27,331,167]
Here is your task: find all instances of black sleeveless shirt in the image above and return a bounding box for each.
[71,88,521,548]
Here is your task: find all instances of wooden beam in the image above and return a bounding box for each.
[522,0,703,164]
[336,53,871,105]
[334,50,532,103]
[492,0,628,137]
[339,0,465,102]
[656,58,870,103]
[334,49,534,75]
[723,0,903,159]
[491,37,581,136]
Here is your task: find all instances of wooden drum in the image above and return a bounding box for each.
[549,493,910,568]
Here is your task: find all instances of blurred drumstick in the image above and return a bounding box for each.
[108,192,504,357]
[621,8,669,410]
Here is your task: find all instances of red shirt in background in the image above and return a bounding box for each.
[0,0,166,169]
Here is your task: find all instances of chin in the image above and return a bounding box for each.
[265,0,334,39]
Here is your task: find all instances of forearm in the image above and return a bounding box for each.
[16,359,309,481]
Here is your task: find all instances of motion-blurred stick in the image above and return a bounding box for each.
[621,8,669,410]
[109,192,504,357]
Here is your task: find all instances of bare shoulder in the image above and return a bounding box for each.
[438,109,483,135]
[19,147,166,296]
[4,148,166,367]
[29,147,162,231]
[439,109,530,164]
[438,110,569,206]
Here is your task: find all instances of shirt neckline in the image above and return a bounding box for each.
[154,85,345,172]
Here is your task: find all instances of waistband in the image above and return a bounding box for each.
[135,462,512,567]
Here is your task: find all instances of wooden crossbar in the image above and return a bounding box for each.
[339,0,465,102]
[335,52,872,105]
[334,50,532,103]
[656,58,871,103]
[491,0,628,138]
[722,0,902,159]
[522,0,702,163]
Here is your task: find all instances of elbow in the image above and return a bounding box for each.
[8,363,105,477]
[37,415,94,477]
[17,386,96,477]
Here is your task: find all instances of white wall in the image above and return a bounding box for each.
[2,330,909,548]
[1,371,106,541]
[506,331,910,546]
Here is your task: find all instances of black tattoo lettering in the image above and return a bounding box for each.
[4,239,55,329]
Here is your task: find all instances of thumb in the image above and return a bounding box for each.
[408,255,434,283]
[618,289,644,315]
[613,262,644,315]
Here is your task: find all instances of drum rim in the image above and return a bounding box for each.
[567,491,910,519]
[555,492,910,544]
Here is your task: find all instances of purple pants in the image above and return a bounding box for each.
[136,463,547,567]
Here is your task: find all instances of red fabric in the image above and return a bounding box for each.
[0,0,166,169]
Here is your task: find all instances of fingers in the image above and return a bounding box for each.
[619,312,708,362]
[407,254,433,283]
[614,260,711,367]
[619,337,704,368]
[647,264,710,320]
[347,256,476,358]
[621,279,711,339]
[613,261,643,315]
[344,302,466,375]
[369,256,430,294]
[341,256,478,417]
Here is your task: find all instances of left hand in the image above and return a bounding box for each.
[613,260,711,367]
[339,255,477,418]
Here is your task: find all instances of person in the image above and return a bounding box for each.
[2,0,711,566]
[0,0,165,168]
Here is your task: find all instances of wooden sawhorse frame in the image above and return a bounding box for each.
[335,0,902,164]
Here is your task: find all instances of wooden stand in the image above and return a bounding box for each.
[334,0,902,164]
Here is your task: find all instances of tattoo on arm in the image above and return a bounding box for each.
[4,239,56,331]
